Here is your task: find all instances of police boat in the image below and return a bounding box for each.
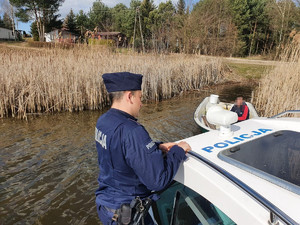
[152,108,300,225]
[194,94,259,132]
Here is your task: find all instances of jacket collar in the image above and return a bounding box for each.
[109,108,138,121]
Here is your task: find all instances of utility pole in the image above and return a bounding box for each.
[132,7,137,52]
[10,5,16,41]
[137,7,145,53]
[132,7,145,53]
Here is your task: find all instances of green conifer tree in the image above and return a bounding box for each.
[177,0,186,15]
[228,0,251,55]
[63,9,77,33]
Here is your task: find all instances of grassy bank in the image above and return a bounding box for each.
[253,44,300,117]
[226,63,272,80]
[0,45,224,119]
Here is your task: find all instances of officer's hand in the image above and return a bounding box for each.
[159,142,177,153]
[178,141,191,153]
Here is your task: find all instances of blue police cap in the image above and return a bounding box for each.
[102,72,143,93]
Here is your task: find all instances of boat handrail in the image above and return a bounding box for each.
[270,110,300,118]
[188,151,298,225]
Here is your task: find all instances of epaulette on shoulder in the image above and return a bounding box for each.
[127,118,141,126]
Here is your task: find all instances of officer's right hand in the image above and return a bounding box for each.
[159,142,176,153]
[178,141,191,153]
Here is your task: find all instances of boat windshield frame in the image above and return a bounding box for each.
[218,130,300,196]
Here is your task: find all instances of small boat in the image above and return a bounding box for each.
[194,94,259,132]
[152,109,300,225]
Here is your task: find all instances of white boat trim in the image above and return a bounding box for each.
[270,110,300,118]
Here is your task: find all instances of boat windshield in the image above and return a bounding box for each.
[219,130,300,195]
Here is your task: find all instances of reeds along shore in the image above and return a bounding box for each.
[253,44,300,117]
[0,46,224,119]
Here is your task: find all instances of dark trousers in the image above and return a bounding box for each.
[97,205,155,225]
[97,205,116,225]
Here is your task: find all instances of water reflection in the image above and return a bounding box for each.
[0,84,253,225]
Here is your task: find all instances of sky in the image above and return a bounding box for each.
[15,0,197,33]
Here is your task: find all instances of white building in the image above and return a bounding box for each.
[45,29,78,43]
[0,27,16,40]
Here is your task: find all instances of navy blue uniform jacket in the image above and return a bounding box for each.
[95,108,187,209]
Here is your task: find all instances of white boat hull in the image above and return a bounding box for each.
[194,97,259,131]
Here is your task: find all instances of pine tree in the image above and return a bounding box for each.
[30,21,39,41]
[10,0,64,41]
[123,0,141,39]
[149,1,176,52]
[112,3,128,34]
[177,0,185,15]
[228,0,251,55]
[45,14,63,33]
[0,16,4,28]
[3,12,13,30]
[247,0,269,55]
[63,9,77,33]
[88,0,112,31]
[76,10,90,35]
[140,0,155,40]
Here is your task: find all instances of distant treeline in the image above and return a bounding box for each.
[8,0,300,56]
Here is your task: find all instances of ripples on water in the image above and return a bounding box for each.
[0,84,253,225]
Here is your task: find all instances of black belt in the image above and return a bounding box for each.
[106,197,152,224]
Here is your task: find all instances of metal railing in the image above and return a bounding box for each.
[270,110,300,119]
[188,150,298,225]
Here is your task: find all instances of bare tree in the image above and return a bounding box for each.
[267,0,299,57]
[183,0,239,56]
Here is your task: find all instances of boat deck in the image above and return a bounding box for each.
[181,117,300,222]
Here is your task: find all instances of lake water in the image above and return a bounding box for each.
[0,84,253,225]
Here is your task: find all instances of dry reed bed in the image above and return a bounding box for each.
[253,44,300,117]
[0,46,224,119]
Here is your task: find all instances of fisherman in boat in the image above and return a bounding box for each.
[230,96,249,122]
[95,72,191,225]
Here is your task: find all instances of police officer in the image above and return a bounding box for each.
[95,72,191,225]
